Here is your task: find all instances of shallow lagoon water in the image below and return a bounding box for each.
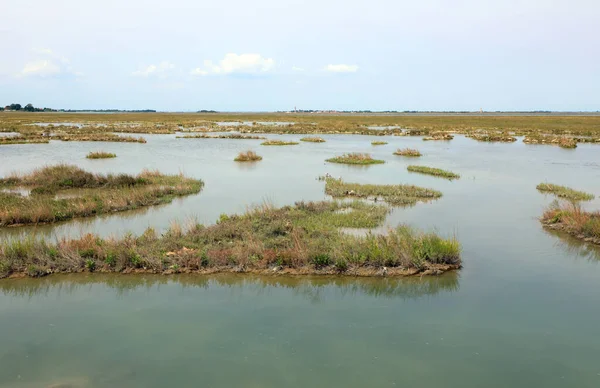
[1,134,600,387]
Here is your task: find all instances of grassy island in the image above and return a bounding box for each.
[541,201,600,245]
[234,150,263,162]
[322,177,441,206]
[536,183,594,201]
[326,153,385,165]
[371,141,388,145]
[407,165,460,179]
[86,151,116,159]
[467,133,517,142]
[177,134,266,140]
[300,137,326,143]
[261,140,299,146]
[394,148,421,157]
[423,132,453,141]
[0,165,203,226]
[0,200,461,279]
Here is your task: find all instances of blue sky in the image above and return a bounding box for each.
[1,0,598,111]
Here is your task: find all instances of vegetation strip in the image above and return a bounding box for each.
[234,150,263,162]
[541,201,600,245]
[326,153,385,165]
[260,140,299,146]
[0,201,461,279]
[371,141,388,145]
[467,133,517,142]
[536,183,594,201]
[0,165,203,226]
[407,165,460,179]
[300,136,326,143]
[394,148,421,157]
[322,177,441,206]
[177,134,266,140]
[86,151,116,159]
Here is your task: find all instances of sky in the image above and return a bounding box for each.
[1,0,598,111]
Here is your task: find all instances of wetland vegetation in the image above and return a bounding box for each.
[394,148,422,157]
[322,177,442,206]
[407,165,460,179]
[0,165,203,226]
[261,140,299,146]
[536,183,594,201]
[326,153,385,165]
[86,151,116,159]
[300,136,326,143]
[467,133,517,142]
[234,150,263,162]
[541,201,600,245]
[0,200,461,279]
[371,141,388,145]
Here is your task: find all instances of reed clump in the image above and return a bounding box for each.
[326,153,385,165]
[86,151,116,159]
[322,177,441,206]
[177,134,266,140]
[541,201,600,244]
[0,200,461,279]
[407,165,460,179]
[300,137,326,143]
[423,132,454,141]
[467,133,517,142]
[371,141,388,145]
[0,165,203,226]
[394,148,421,157]
[260,140,299,146]
[536,183,594,201]
[524,135,577,148]
[234,150,263,162]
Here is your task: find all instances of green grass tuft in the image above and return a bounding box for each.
[407,165,460,179]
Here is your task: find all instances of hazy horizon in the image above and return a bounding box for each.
[1,0,598,112]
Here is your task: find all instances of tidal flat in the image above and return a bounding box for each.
[0,113,600,387]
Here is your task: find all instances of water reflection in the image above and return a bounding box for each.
[0,272,460,301]
[544,228,600,262]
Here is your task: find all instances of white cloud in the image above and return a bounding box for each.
[18,49,80,77]
[324,64,359,73]
[191,53,274,76]
[292,66,305,72]
[132,61,175,77]
[21,60,61,76]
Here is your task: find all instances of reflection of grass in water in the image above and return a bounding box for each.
[543,228,600,262]
[0,272,460,300]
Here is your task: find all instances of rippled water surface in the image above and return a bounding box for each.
[1,134,600,387]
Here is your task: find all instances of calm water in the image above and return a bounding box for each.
[1,134,600,387]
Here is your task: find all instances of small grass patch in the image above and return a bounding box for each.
[407,165,460,179]
[371,141,388,145]
[234,150,263,162]
[0,200,461,278]
[177,134,266,140]
[394,148,421,157]
[261,140,299,146]
[322,177,441,206]
[467,133,517,142]
[86,151,116,159]
[300,137,326,143]
[326,153,385,165]
[536,183,594,201]
[541,201,600,244]
[0,164,203,226]
[423,132,453,141]
[524,135,577,148]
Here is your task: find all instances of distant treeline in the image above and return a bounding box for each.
[278,109,560,114]
[2,103,54,112]
[1,104,156,113]
[59,109,157,113]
